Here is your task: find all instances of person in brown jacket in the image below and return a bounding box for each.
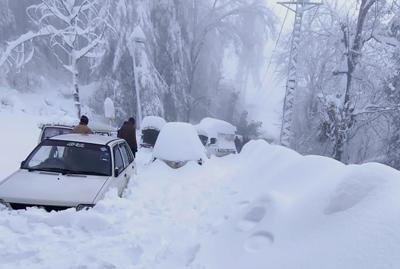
[72,115,93,134]
[117,117,137,157]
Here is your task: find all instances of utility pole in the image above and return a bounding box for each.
[129,26,146,130]
[277,0,322,147]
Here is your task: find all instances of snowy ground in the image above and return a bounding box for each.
[1,89,400,269]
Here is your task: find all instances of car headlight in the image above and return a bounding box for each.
[76,204,95,211]
[0,199,10,209]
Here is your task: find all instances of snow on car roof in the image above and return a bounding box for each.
[49,134,119,145]
[195,126,208,137]
[153,122,206,162]
[196,117,237,138]
[141,116,167,130]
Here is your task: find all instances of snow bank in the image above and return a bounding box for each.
[153,122,206,162]
[196,117,236,138]
[0,111,40,180]
[196,141,400,269]
[141,115,166,130]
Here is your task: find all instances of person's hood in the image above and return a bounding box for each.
[0,170,109,207]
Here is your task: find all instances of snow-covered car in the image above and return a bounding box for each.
[39,122,116,144]
[0,134,135,211]
[140,116,166,148]
[196,117,237,157]
[153,122,207,168]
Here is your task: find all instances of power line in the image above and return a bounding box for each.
[263,8,290,84]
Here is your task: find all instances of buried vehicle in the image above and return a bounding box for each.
[153,122,207,169]
[196,117,237,157]
[0,134,134,212]
[140,116,167,148]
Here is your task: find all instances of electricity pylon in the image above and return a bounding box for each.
[278,0,322,147]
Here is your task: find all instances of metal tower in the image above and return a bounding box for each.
[278,0,322,147]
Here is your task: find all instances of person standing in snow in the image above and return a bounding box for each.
[234,135,242,153]
[72,115,93,134]
[118,117,138,157]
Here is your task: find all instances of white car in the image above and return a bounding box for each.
[38,122,116,144]
[0,134,135,211]
[153,122,207,168]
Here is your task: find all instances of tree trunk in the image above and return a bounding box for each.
[332,0,376,161]
[72,54,81,119]
[131,42,142,129]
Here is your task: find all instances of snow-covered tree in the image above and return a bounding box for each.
[0,0,113,118]
[275,0,397,162]
[185,0,276,121]
[94,0,167,125]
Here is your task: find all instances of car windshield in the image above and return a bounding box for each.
[23,139,111,176]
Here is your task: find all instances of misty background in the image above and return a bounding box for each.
[2,0,400,169]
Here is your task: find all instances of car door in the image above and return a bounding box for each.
[119,142,134,187]
[112,144,126,196]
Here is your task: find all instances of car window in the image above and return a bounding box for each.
[28,146,52,167]
[199,135,208,146]
[113,146,124,172]
[122,143,134,163]
[119,143,131,167]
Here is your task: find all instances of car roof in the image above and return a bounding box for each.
[40,123,116,132]
[49,134,121,145]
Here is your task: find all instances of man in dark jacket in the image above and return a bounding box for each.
[118,117,138,157]
[234,135,242,153]
[73,115,93,134]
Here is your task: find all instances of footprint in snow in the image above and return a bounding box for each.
[244,231,274,252]
[324,172,381,215]
[236,195,273,232]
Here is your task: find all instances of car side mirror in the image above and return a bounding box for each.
[20,160,26,169]
[114,167,120,177]
[210,138,217,145]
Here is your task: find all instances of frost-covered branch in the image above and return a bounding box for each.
[0,27,57,67]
